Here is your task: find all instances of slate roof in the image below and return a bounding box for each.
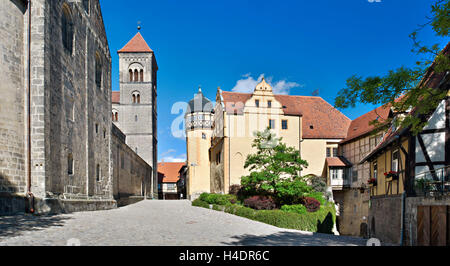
[187,89,214,114]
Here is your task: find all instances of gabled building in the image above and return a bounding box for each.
[157,162,185,200]
[359,43,450,246]
[324,104,390,237]
[185,78,351,199]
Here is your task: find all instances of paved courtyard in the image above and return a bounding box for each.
[0,200,367,246]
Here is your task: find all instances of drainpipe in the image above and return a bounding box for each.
[26,0,35,213]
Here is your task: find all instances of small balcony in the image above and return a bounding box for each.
[414,166,450,197]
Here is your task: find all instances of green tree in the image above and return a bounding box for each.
[240,128,310,203]
[334,0,450,135]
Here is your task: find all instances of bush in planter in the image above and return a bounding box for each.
[304,197,321,213]
[243,196,277,210]
[281,204,307,215]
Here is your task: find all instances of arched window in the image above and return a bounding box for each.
[115,112,118,122]
[134,69,139,82]
[140,70,144,82]
[129,69,133,82]
[95,53,102,90]
[61,5,73,53]
[135,115,138,122]
[132,91,140,104]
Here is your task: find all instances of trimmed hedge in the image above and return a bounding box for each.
[192,196,336,234]
[192,198,210,208]
[281,204,307,215]
[199,193,236,206]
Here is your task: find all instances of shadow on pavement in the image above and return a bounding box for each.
[222,231,366,246]
[0,214,70,240]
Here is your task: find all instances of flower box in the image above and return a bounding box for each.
[368,178,377,186]
[384,171,399,181]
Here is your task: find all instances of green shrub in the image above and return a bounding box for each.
[192,199,210,209]
[281,204,307,215]
[225,202,337,233]
[234,206,256,219]
[198,193,235,206]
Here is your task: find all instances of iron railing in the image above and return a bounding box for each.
[414,166,450,196]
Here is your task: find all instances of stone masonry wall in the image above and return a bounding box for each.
[0,0,27,198]
[43,0,112,201]
[111,124,152,201]
[369,195,403,245]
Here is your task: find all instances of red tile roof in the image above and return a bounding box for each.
[341,105,391,144]
[221,91,351,139]
[326,157,352,167]
[118,32,153,53]
[157,162,185,183]
[112,91,120,104]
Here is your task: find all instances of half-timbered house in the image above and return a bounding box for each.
[360,42,450,246]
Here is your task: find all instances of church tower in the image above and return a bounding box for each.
[185,88,214,200]
[116,31,158,196]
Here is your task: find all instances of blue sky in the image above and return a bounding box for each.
[100,0,447,163]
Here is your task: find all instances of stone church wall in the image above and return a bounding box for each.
[111,124,152,205]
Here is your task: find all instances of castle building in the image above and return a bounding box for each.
[185,78,351,199]
[185,89,214,199]
[0,0,153,215]
[111,31,158,198]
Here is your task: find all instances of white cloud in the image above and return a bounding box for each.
[231,74,302,95]
[161,154,187,163]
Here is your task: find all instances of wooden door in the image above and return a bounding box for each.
[417,206,449,246]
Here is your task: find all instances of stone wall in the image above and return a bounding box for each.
[0,0,27,203]
[369,195,403,245]
[334,188,370,237]
[43,0,112,200]
[111,124,152,202]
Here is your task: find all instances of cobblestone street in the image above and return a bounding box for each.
[0,200,366,246]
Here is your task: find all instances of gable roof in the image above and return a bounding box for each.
[112,91,120,104]
[326,157,353,167]
[118,32,153,53]
[157,162,185,183]
[341,105,391,144]
[220,91,351,139]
